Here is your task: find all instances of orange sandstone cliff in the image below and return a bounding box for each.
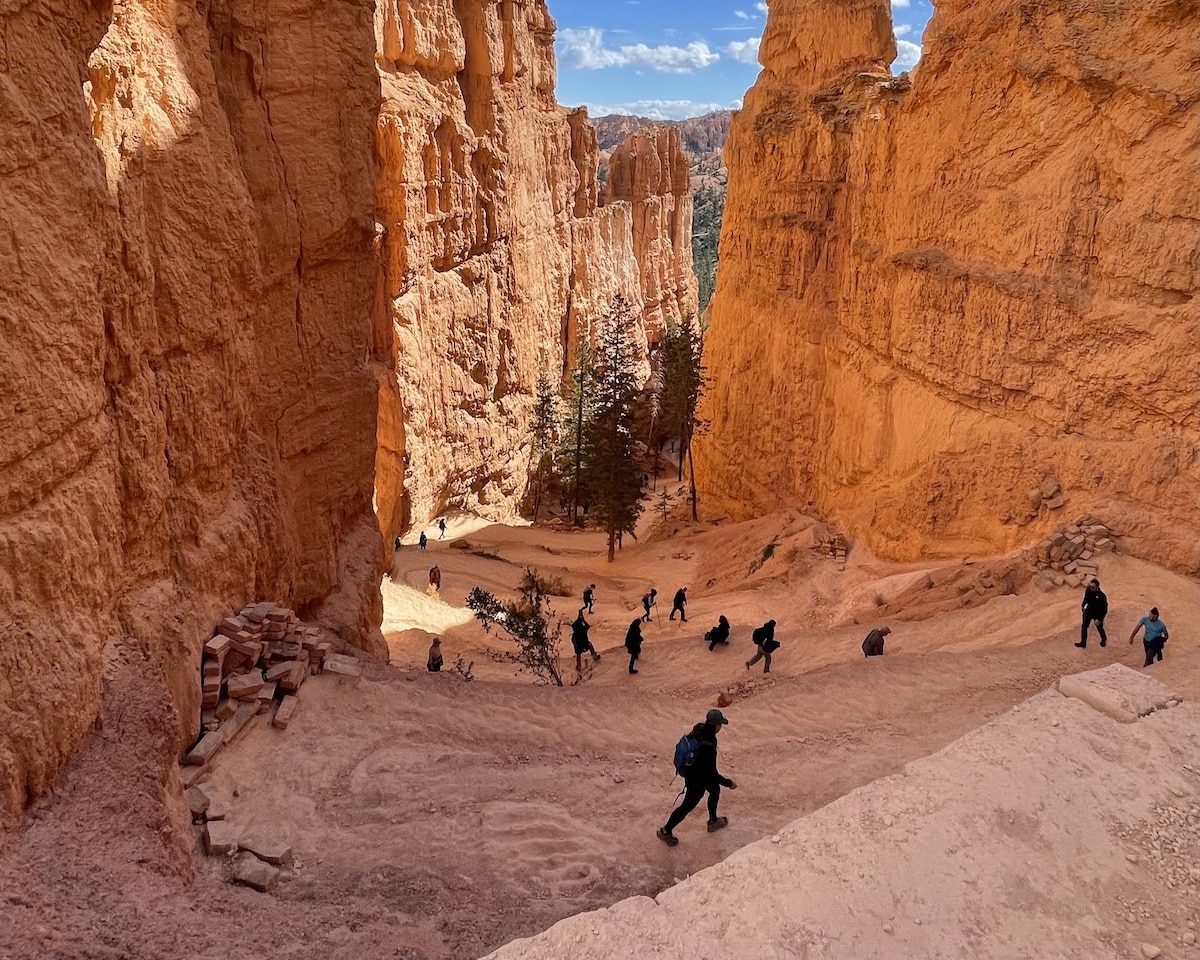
[0,0,384,825]
[696,0,1200,571]
[372,2,694,538]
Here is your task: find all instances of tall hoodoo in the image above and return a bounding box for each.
[696,0,1200,571]
[606,128,701,340]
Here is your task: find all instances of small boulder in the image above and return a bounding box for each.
[232,852,280,893]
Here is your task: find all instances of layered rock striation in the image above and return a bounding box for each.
[373,3,696,537]
[696,0,1200,571]
[0,0,384,826]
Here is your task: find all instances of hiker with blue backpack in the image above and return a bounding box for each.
[657,709,737,846]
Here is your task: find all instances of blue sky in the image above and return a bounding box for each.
[550,0,933,120]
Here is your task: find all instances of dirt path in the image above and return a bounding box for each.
[1,515,1195,959]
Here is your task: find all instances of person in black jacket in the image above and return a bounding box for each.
[625,618,644,674]
[658,709,737,845]
[705,615,731,651]
[570,611,601,673]
[669,587,688,621]
[1075,578,1109,648]
[745,619,778,673]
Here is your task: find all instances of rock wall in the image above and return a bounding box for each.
[605,128,700,340]
[696,0,1200,572]
[0,0,384,827]
[373,2,692,537]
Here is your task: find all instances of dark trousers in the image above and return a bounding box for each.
[665,781,720,832]
[670,603,686,621]
[1143,640,1165,667]
[1080,615,1107,645]
[584,600,594,612]
[627,649,640,672]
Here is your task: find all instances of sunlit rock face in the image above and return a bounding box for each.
[696,0,1199,572]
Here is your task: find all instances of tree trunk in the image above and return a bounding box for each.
[607,520,616,562]
[687,440,699,521]
[572,377,583,523]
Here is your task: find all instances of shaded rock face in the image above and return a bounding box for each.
[0,0,384,826]
[605,128,700,342]
[373,2,693,537]
[696,0,1200,572]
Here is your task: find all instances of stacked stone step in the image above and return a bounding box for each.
[185,603,343,773]
[1030,515,1118,591]
[184,778,294,893]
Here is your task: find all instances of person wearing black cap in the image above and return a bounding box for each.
[657,709,737,846]
[1075,578,1108,648]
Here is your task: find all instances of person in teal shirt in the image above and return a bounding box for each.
[1129,607,1169,667]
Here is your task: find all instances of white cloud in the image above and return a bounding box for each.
[734,9,752,19]
[755,1,768,11]
[556,27,720,73]
[581,99,740,121]
[893,23,913,37]
[893,38,922,71]
[892,0,911,7]
[726,36,761,65]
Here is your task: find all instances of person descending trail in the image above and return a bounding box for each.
[641,589,657,623]
[427,637,444,672]
[1129,607,1169,667]
[570,610,602,674]
[746,619,779,673]
[657,709,736,846]
[625,618,644,674]
[705,615,731,651]
[428,565,441,591]
[861,625,891,657]
[669,587,688,622]
[438,517,447,539]
[418,531,427,551]
[582,583,596,614]
[1075,578,1108,648]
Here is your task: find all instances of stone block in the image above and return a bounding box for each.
[185,785,210,817]
[281,661,307,692]
[180,764,208,788]
[227,672,264,699]
[229,638,261,660]
[219,702,260,745]
[267,607,292,622]
[232,852,280,892]
[215,698,238,721]
[1039,478,1060,499]
[1058,664,1181,723]
[325,657,361,678]
[204,635,231,657]
[273,695,299,729]
[205,820,239,856]
[241,836,293,866]
[1046,495,1065,510]
[185,731,224,766]
[217,617,247,639]
[1033,575,1055,593]
[264,662,292,683]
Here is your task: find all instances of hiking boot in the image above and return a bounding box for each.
[629,668,638,675]
[707,816,729,833]
[1073,642,1086,648]
[656,827,679,847]
[593,653,602,662]
[1099,640,1107,647]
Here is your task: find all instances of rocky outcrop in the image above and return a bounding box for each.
[373,3,693,537]
[696,0,1200,572]
[0,0,384,827]
[605,129,700,340]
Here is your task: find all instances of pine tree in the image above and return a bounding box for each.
[528,372,559,519]
[557,333,597,523]
[660,317,707,519]
[582,296,645,561]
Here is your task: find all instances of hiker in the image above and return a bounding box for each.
[427,637,444,672]
[705,615,731,651]
[657,708,737,846]
[862,625,891,657]
[1075,578,1108,648]
[669,587,688,622]
[641,588,657,622]
[625,618,644,674]
[571,611,601,672]
[418,531,427,551]
[582,583,596,613]
[438,517,447,539]
[745,619,779,673]
[429,565,441,591]
[1129,607,1169,667]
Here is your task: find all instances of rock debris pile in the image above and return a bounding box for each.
[1028,516,1119,590]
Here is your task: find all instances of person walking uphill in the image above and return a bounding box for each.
[438,517,447,539]
[625,618,644,674]
[428,565,441,591]
[862,625,891,657]
[657,709,737,846]
[1075,578,1108,648]
[641,589,657,622]
[582,583,596,614]
[669,587,688,622]
[571,611,601,673]
[418,531,427,550]
[1130,607,1169,667]
[746,620,779,673]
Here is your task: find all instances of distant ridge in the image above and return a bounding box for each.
[592,110,733,156]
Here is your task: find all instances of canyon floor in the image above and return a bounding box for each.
[1,497,1197,960]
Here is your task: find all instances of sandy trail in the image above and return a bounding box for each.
[1,512,1195,960]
